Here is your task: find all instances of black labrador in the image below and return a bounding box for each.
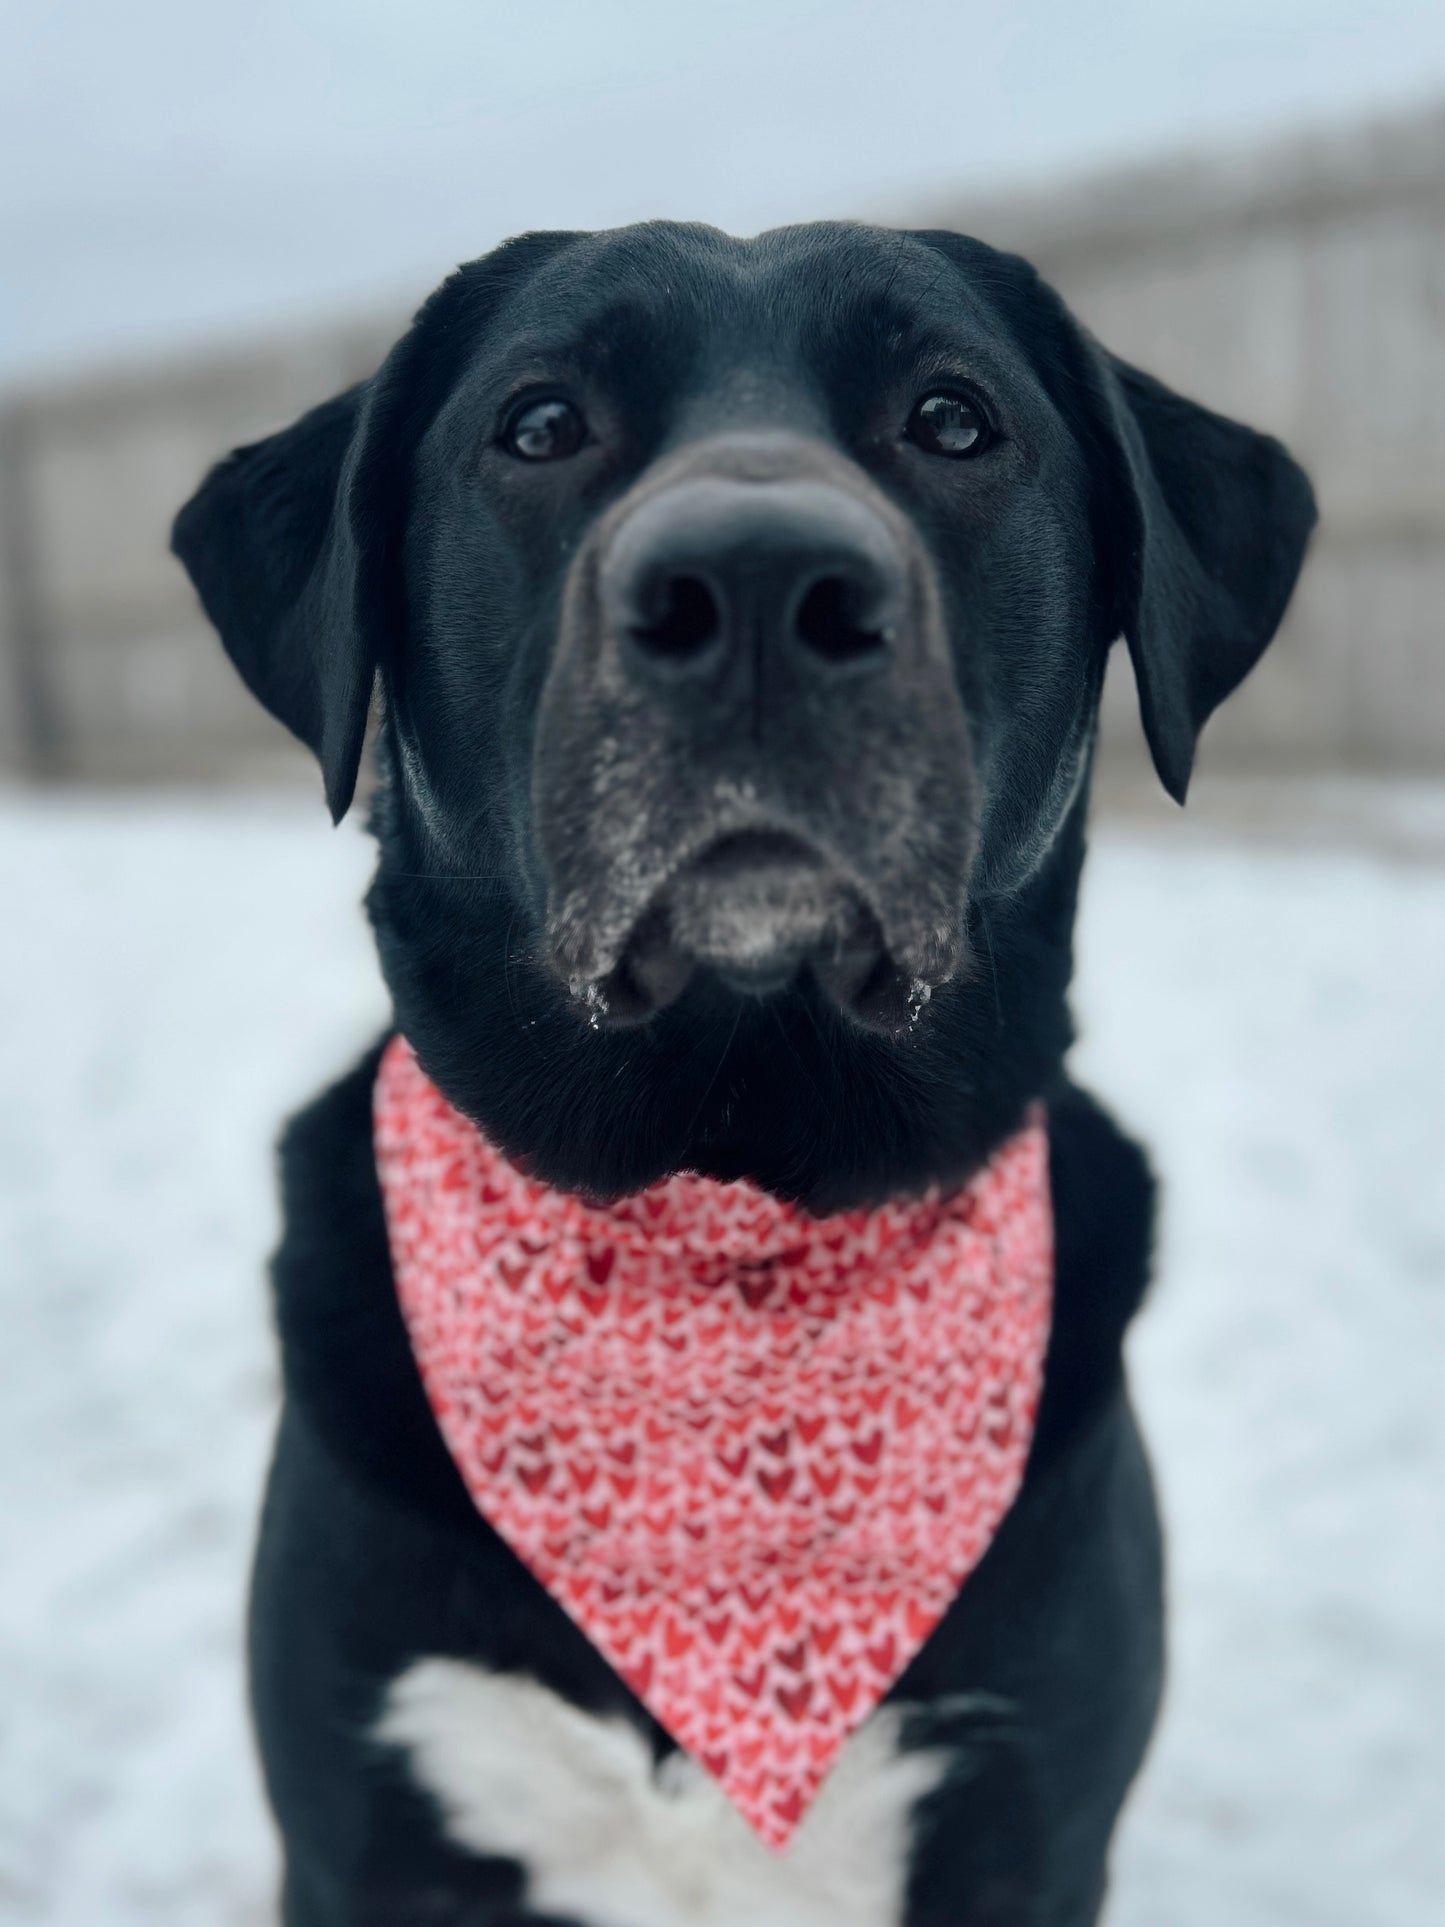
[173,222,1315,1926]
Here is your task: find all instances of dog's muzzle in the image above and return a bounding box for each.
[532,434,977,1034]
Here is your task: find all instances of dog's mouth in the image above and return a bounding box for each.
[574,829,952,1035]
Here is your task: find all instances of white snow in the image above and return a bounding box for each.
[1,788,1442,1924]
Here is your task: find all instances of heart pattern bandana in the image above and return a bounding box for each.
[375,1034,1052,1849]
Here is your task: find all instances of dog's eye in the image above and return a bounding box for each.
[907,392,989,458]
[504,397,587,461]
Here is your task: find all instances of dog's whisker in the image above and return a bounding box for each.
[388,871,511,884]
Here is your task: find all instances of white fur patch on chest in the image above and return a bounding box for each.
[377,1658,954,1927]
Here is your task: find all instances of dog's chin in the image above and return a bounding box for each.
[576,831,950,1038]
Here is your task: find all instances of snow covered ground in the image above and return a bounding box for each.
[2,789,1442,1925]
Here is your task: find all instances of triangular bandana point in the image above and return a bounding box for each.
[375,1035,1053,1850]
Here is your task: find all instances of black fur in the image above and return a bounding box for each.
[173,221,1315,1924]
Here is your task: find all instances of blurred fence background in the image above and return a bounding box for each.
[1,98,1441,789]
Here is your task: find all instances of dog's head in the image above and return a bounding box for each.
[175,223,1313,1202]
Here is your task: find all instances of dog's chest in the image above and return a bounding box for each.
[378,1657,954,1927]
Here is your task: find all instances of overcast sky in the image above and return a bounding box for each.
[4,0,1445,380]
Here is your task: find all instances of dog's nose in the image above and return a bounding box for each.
[601,479,906,690]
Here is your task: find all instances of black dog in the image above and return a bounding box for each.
[174,222,1314,1926]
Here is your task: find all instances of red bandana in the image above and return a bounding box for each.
[375,1035,1052,1849]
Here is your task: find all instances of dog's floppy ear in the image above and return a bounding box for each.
[172,376,395,822]
[1097,353,1317,803]
[912,231,1316,804]
[173,232,582,820]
